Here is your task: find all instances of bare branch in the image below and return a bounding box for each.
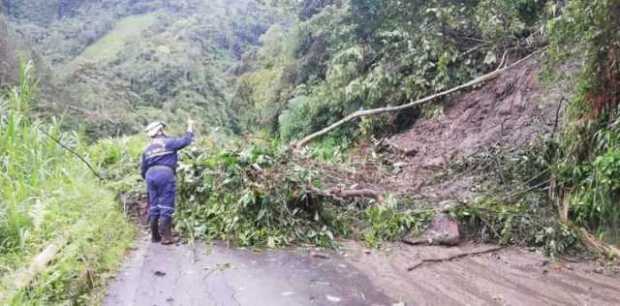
[293,49,545,148]
[407,246,506,271]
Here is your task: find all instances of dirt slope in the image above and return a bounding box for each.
[388,58,562,201]
[318,58,566,204]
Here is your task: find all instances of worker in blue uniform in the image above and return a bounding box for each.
[141,119,194,244]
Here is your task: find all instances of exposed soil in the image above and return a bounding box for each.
[310,57,567,204]
[388,58,563,201]
[343,241,620,306]
[105,59,620,306]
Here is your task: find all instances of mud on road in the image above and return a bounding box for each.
[105,237,620,306]
[344,242,620,306]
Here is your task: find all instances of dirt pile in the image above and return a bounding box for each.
[376,58,564,202]
[317,58,564,205]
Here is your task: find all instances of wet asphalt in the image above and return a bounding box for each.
[104,238,394,306]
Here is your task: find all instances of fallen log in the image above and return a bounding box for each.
[0,238,67,303]
[293,49,545,148]
[14,241,64,288]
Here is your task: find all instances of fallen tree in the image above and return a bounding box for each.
[293,49,545,148]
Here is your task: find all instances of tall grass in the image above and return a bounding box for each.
[0,61,64,253]
[0,61,134,304]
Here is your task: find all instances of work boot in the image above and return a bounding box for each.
[150,217,161,243]
[159,217,176,245]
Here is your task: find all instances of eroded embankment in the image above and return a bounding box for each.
[389,59,561,201]
[305,58,561,205]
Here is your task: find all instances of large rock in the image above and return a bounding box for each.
[424,213,461,246]
[404,213,461,246]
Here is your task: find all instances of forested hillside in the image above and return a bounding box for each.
[234,0,548,139]
[2,0,285,138]
[1,0,619,304]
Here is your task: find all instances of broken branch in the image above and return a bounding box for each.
[407,246,506,271]
[38,127,104,180]
[293,49,545,148]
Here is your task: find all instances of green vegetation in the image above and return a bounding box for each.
[1,0,620,302]
[234,0,551,141]
[0,62,133,304]
[4,0,284,138]
[74,13,160,65]
[546,0,620,243]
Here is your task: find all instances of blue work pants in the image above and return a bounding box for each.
[146,166,176,222]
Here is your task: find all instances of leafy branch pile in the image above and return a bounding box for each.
[170,140,430,248]
[165,138,577,256]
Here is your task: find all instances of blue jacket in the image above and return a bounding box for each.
[141,132,194,178]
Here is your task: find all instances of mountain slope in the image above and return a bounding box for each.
[2,0,284,138]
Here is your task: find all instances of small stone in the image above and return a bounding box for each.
[593,267,604,274]
[310,251,330,259]
[154,271,166,277]
[326,295,342,303]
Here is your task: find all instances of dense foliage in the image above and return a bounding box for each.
[547,0,620,243]
[0,15,18,87]
[2,0,286,138]
[234,0,550,141]
[0,62,133,304]
[1,0,619,303]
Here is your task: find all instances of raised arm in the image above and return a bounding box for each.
[165,131,194,151]
[164,118,195,151]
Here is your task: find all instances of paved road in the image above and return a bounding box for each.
[105,236,620,306]
[104,238,394,306]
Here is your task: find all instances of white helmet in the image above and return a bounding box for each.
[145,121,166,137]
